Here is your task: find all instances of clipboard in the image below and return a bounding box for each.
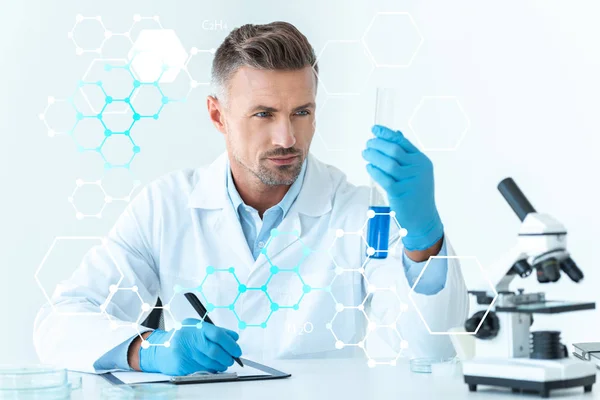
[102,358,291,386]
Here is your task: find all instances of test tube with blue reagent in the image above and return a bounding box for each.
[367,202,391,259]
[366,88,395,259]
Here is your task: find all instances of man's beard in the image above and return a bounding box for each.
[254,159,303,186]
[233,149,304,186]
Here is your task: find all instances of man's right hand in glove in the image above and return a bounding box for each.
[128,318,242,376]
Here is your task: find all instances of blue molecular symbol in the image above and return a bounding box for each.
[174,229,329,330]
[65,58,175,170]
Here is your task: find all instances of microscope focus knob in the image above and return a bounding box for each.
[465,310,500,339]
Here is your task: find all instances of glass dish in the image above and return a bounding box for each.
[0,366,67,391]
[0,382,71,399]
[409,357,457,374]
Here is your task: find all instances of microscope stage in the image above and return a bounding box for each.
[463,357,596,398]
[495,300,595,314]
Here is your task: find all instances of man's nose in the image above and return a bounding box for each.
[271,121,296,148]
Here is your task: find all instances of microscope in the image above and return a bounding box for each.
[461,177,596,398]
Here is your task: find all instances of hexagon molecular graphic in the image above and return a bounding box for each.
[262,228,309,270]
[313,40,374,95]
[68,15,107,55]
[38,96,78,137]
[234,288,273,330]
[156,65,194,103]
[68,171,141,220]
[189,266,277,330]
[128,29,188,83]
[329,270,369,308]
[129,85,165,117]
[363,325,409,367]
[327,307,369,350]
[71,113,106,151]
[365,287,406,327]
[100,101,136,133]
[408,96,471,151]
[137,304,178,348]
[35,236,124,315]
[149,227,324,330]
[365,208,408,258]
[198,266,243,309]
[362,12,424,68]
[67,14,170,59]
[99,14,162,59]
[128,15,165,43]
[328,223,370,270]
[326,212,413,367]
[100,134,140,169]
[185,47,215,87]
[161,283,207,324]
[80,58,135,114]
[296,244,336,291]
[409,256,497,335]
[266,270,306,309]
[104,285,144,330]
[68,178,108,219]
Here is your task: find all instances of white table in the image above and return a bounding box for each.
[72,358,599,399]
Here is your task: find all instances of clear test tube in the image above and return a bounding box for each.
[366,88,395,259]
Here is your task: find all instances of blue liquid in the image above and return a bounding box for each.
[366,206,391,259]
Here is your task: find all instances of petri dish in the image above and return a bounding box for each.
[101,384,177,399]
[0,365,67,390]
[409,357,457,374]
[0,382,72,399]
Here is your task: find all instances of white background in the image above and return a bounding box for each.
[0,0,598,365]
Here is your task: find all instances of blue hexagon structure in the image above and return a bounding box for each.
[173,228,327,329]
[265,269,306,310]
[54,57,178,171]
[198,266,243,311]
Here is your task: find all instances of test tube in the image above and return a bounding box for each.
[366,88,395,259]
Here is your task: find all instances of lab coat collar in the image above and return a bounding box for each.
[188,152,333,273]
[188,152,332,217]
[225,157,308,220]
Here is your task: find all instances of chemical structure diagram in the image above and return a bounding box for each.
[101,209,410,367]
[39,14,215,220]
[68,175,141,220]
[36,11,473,368]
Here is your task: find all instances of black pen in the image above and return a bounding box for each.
[184,292,244,368]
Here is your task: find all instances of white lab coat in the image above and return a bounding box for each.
[33,153,469,373]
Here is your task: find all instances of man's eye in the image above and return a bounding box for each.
[295,110,310,116]
[254,112,272,118]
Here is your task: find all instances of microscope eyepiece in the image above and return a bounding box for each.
[498,178,536,222]
[560,256,584,283]
[534,258,561,283]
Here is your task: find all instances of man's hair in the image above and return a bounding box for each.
[211,21,318,107]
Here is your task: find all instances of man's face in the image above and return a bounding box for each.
[219,66,317,186]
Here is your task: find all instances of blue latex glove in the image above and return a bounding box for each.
[362,124,444,251]
[139,318,242,376]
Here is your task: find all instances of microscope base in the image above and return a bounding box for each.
[463,357,596,398]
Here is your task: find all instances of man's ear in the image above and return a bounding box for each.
[206,95,226,134]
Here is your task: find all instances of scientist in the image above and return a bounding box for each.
[34,21,468,375]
